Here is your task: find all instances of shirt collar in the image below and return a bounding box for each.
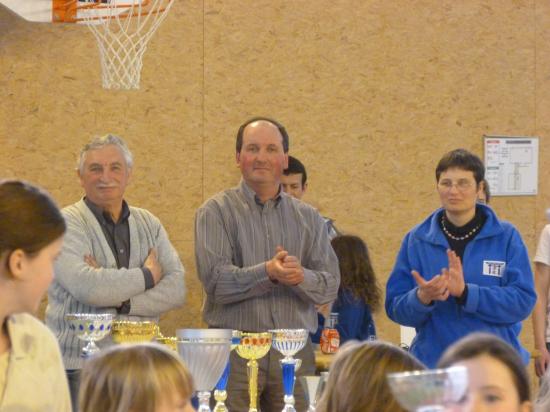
[238,179,283,207]
[84,197,130,225]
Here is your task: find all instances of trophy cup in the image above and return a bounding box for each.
[270,329,309,412]
[299,374,326,412]
[213,330,242,412]
[156,335,178,351]
[65,313,113,357]
[387,366,468,412]
[111,320,159,343]
[235,332,272,412]
[177,329,232,412]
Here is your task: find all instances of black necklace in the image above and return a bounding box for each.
[441,215,481,241]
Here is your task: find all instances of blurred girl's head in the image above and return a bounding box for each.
[317,340,425,412]
[331,235,381,310]
[79,343,194,412]
[0,180,65,313]
[438,333,531,412]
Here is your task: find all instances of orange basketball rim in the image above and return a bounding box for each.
[51,0,169,23]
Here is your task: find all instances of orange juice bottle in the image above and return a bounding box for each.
[320,313,340,354]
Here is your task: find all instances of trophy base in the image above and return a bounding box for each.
[197,390,212,412]
[213,402,228,412]
[81,340,100,358]
[281,394,296,412]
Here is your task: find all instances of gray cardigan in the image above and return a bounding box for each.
[46,199,185,369]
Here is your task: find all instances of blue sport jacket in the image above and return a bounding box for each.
[385,204,536,367]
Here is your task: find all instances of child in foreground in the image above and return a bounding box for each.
[79,342,195,412]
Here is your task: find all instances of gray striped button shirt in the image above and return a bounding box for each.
[195,179,340,333]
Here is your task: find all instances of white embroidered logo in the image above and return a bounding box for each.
[483,260,506,277]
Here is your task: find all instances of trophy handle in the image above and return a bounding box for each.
[282,361,296,397]
[281,360,297,412]
[247,359,259,412]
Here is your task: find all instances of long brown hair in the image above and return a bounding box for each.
[0,180,65,258]
[316,340,425,412]
[331,235,382,311]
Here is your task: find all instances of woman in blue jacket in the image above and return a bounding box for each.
[385,149,536,368]
[314,235,381,344]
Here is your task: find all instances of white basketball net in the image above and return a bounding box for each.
[78,0,175,90]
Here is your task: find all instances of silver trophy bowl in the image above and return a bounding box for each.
[270,329,309,361]
[387,366,468,412]
[177,329,232,412]
[65,313,113,357]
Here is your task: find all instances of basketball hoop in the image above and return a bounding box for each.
[53,0,175,90]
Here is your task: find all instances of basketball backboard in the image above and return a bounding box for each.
[0,0,175,90]
[0,0,53,22]
[0,0,134,23]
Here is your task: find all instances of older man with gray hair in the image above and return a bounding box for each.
[46,134,185,410]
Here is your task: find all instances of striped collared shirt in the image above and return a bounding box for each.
[195,179,340,332]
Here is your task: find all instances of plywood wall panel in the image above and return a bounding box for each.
[201,0,537,345]
[536,0,550,235]
[1,0,547,357]
[1,1,205,330]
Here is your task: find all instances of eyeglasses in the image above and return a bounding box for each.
[438,179,475,192]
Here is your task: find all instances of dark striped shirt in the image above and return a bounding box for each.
[195,179,340,332]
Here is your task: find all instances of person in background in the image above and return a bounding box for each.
[281,155,340,239]
[46,134,186,410]
[79,343,194,412]
[385,149,535,368]
[0,180,70,412]
[438,333,532,412]
[478,179,491,204]
[312,235,381,344]
[532,222,550,378]
[316,340,425,412]
[534,368,550,412]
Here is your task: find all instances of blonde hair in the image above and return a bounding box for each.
[316,340,425,412]
[79,343,194,412]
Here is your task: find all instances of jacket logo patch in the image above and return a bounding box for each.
[483,260,506,277]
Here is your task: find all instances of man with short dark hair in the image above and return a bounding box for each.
[281,155,308,199]
[195,117,340,412]
[281,155,340,239]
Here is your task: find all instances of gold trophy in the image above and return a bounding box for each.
[235,332,272,412]
[111,320,159,343]
[156,335,178,351]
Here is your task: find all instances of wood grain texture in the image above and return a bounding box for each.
[2,1,548,375]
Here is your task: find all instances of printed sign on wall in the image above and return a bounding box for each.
[483,136,538,196]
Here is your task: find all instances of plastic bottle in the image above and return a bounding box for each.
[320,313,340,354]
[367,322,377,341]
